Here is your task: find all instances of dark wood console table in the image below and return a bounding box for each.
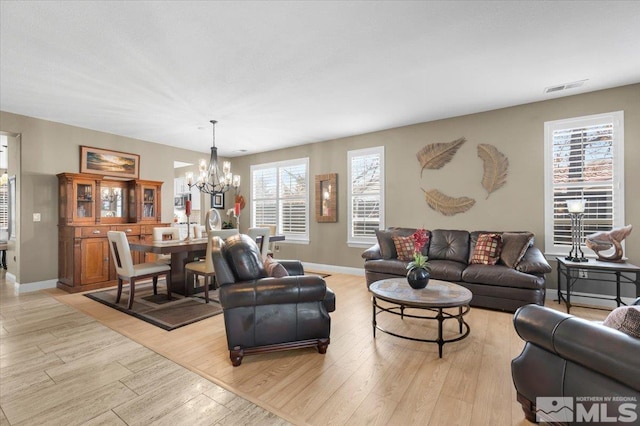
[556,257,640,313]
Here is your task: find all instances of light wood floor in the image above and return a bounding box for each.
[2,271,609,425]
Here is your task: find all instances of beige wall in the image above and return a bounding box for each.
[1,83,638,291]
[232,84,640,291]
[0,111,208,286]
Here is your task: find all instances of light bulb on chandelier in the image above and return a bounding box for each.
[186,120,240,196]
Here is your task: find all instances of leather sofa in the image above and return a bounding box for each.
[212,234,336,366]
[511,303,640,424]
[362,228,551,312]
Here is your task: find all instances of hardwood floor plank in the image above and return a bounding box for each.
[5,272,614,426]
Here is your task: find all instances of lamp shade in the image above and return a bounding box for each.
[566,199,586,213]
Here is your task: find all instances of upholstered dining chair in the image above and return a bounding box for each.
[183,228,240,302]
[211,234,336,366]
[247,227,271,260]
[205,208,222,232]
[107,231,172,309]
[152,227,180,264]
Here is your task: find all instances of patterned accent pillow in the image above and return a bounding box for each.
[263,256,289,278]
[470,233,503,265]
[603,306,640,338]
[392,235,415,261]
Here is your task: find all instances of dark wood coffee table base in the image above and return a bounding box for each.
[369,278,472,358]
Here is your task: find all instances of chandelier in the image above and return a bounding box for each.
[186,120,240,196]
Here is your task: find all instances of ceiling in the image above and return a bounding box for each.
[1,1,639,157]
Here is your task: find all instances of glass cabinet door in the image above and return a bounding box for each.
[100,182,127,222]
[73,180,95,222]
[142,187,156,219]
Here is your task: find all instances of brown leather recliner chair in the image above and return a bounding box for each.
[511,302,640,424]
[211,234,336,366]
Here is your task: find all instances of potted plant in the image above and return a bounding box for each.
[406,228,431,289]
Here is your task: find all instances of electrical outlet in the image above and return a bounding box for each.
[579,269,588,279]
[275,245,280,253]
[33,213,41,222]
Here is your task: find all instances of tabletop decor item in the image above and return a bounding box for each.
[406,228,431,289]
[585,224,633,262]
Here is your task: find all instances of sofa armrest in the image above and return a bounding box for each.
[514,304,640,391]
[362,244,382,260]
[516,246,551,274]
[220,275,329,309]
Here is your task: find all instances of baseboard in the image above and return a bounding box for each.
[12,278,58,293]
[545,290,636,310]
[301,262,364,276]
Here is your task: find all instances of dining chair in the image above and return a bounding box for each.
[184,229,239,302]
[205,208,222,232]
[257,223,277,257]
[152,227,180,264]
[191,224,206,239]
[247,227,271,260]
[107,231,172,309]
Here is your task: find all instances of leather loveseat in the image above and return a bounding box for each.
[511,303,640,424]
[362,228,551,312]
[212,234,336,366]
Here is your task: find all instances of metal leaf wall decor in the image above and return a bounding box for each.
[422,189,476,216]
[477,144,509,199]
[416,137,466,176]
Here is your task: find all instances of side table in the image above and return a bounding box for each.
[556,257,640,313]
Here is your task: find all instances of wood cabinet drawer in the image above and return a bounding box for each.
[80,226,109,238]
[112,225,141,235]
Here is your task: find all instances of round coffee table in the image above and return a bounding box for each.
[369,277,472,358]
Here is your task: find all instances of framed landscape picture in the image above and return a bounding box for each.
[80,146,140,179]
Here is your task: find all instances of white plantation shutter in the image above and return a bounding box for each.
[544,111,624,255]
[251,158,309,242]
[348,146,385,246]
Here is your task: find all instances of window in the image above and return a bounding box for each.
[348,146,384,246]
[251,158,309,243]
[544,111,624,255]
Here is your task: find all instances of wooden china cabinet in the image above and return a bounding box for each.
[57,172,167,293]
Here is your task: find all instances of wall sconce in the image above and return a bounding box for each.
[566,199,588,262]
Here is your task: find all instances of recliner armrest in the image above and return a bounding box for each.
[219,275,329,309]
[277,259,305,276]
[514,304,640,391]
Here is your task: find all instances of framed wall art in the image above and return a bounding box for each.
[212,192,225,209]
[315,173,337,223]
[80,146,140,179]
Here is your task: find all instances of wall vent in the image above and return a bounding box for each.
[545,79,588,94]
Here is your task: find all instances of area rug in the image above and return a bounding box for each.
[85,283,223,331]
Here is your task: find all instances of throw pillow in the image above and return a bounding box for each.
[375,228,415,259]
[263,256,289,278]
[500,232,534,268]
[603,306,640,338]
[470,233,503,265]
[392,235,415,261]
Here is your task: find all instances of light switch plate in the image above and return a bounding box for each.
[33,213,41,222]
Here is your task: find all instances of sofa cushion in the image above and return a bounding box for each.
[603,306,640,338]
[500,232,534,268]
[470,233,503,265]
[393,235,415,261]
[428,229,470,264]
[375,228,416,259]
[462,264,545,290]
[428,259,466,282]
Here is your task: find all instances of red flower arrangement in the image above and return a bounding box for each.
[407,228,431,272]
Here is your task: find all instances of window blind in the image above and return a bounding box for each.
[348,147,384,245]
[545,112,624,255]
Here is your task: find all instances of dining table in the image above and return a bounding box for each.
[129,234,285,296]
